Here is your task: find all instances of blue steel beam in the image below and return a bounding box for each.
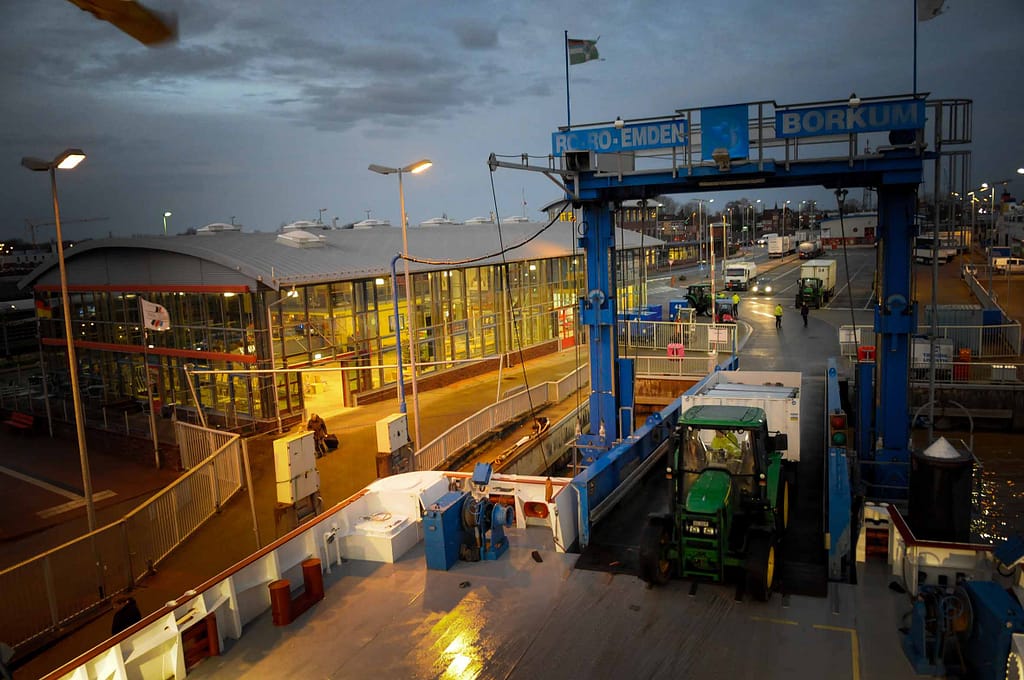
[576,203,620,461]
[872,180,918,501]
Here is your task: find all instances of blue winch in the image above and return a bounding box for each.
[424,463,514,571]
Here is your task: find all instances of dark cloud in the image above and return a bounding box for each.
[452,19,499,49]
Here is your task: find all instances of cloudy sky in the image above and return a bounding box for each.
[1,0,1021,243]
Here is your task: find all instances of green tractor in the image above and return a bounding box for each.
[639,404,791,600]
[795,277,824,308]
[685,283,714,317]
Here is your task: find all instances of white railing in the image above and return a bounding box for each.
[40,471,578,680]
[618,320,737,354]
[633,354,720,377]
[0,426,242,652]
[413,365,589,472]
[840,323,1022,359]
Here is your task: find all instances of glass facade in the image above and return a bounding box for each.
[35,248,646,427]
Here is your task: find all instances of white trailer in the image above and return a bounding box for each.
[799,258,837,298]
[798,239,822,259]
[681,370,802,462]
[767,235,793,258]
[724,261,758,290]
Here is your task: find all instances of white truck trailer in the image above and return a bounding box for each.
[681,370,802,462]
[796,258,837,307]
[798,239,822,259]
[724,261,758,291]
[767,235,793,258]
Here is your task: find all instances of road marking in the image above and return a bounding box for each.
[0,464,117,518]
[0,464,80,499]
[37,491,117,519]
[814,624,861,680]
[750,615,798,625]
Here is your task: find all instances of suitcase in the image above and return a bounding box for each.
[324,433,339,450]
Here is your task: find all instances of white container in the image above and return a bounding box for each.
[273,431,320,504]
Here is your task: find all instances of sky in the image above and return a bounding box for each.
[1,0,1022,243]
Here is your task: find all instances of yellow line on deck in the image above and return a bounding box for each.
[749,615,798,626]
[813,624,861,680]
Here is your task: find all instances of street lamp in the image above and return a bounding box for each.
[369,158,432,450]
[21,148,95,531]
[163,211,172,236]
[784,200,791,236]
[267,288,299,433]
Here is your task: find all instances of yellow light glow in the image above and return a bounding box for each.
[57,152,86,170]
[223,292,235,298]
[445,654,471,677]
[409,159,432,174]
[375,278,385,285]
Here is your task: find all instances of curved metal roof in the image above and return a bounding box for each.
[19,222,660,292]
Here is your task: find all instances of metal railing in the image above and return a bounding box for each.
[839,323,1022,359]
[618,320,737,355]
[413,364,589,472]
[633,354,721,376]
[0,424,242,651]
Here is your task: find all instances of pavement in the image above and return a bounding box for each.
[5,244,1021,679]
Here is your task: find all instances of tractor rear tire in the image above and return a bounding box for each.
[746,533,776,601]
[639,517,671,587]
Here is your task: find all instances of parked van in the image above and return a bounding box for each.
[993,257,1024,274]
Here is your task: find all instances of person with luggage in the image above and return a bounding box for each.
[308,413,329,457]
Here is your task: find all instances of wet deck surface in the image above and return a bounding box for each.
[187,529,915,680]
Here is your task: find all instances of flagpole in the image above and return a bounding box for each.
[913,0,918,94]
[139,298,161,468]
[564,30,571,127]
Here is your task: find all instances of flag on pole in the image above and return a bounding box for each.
[35,297,53,318]
[567,37,600,65]
[917,0,945,21]
[140,297,171,331]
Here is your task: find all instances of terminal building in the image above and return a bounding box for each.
[19,218,658,432]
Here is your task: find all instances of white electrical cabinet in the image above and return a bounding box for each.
[274,431,320,505]
[376,413,410,453]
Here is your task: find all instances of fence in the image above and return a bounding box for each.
[618,320,737,355]
[840,323,1022,360]
[0,424,242,652]
[413,365,589,472]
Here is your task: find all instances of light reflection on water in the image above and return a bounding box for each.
[914,430,1023,544]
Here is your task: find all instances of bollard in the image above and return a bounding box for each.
[269,579,292,626]
[302,558,324,603]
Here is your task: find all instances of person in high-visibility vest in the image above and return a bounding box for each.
[731,292,741,318]
[774,303,784,329]
[711,430,741,458]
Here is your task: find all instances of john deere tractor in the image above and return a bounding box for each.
[639,404,790,600]
[685,283,714,317]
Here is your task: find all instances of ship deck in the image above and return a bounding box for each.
[187,526,915,680]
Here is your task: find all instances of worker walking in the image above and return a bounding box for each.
[774,303,783,329]
[731,292,741,318]
[801,301,810,327]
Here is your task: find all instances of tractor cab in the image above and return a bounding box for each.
[685,284,713,316]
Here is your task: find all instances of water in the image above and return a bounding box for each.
[912,429,1024,545]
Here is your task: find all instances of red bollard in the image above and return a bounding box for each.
[269,579,292,626]
[302,558,324,603]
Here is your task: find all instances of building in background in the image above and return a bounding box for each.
[19,220,657,432]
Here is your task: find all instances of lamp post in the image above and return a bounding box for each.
[369,159,432,449]
[162,211,172,236]
[784,200,791,236]
[266,288,298,433]
[21,148,95,531]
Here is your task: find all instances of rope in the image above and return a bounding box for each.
[489,171,538,421]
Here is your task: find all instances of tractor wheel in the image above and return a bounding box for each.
[775,476,790,534]
[746,533,776,601]
[639,517,672,586]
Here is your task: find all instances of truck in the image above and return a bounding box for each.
[795,258,837,308]
[913,236,956,264]
[724,261,757,291]
[797,239,822,259]
[767,235,793,258]
[911,336,955,381]
[680,370,801,462]
[638,403,791,599]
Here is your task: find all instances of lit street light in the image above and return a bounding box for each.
[369,159,432,450]
[21,148,96,531]
[163,211,172,236]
